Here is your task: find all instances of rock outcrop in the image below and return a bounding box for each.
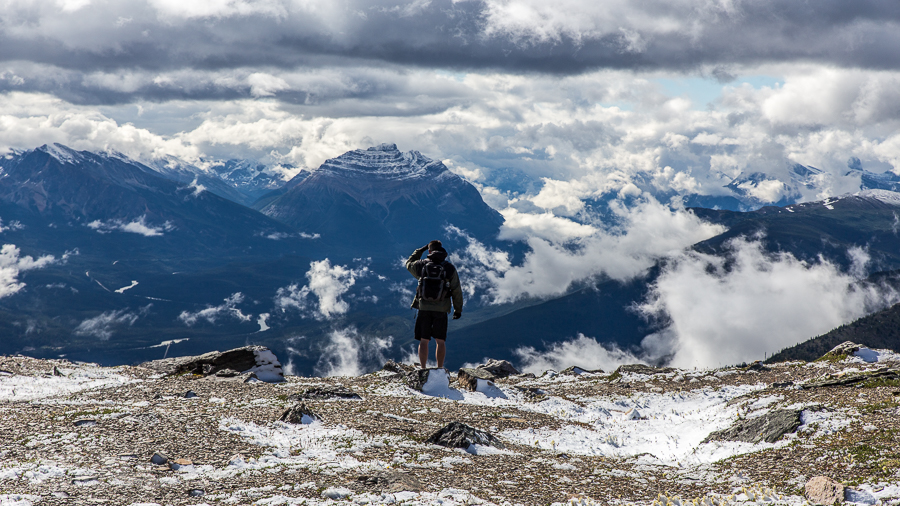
[425,422,505,450]
[703,409,803,444]
[279,403,321,424]
[140,346,284,382]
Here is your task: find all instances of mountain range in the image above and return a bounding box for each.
[2,142,899,373]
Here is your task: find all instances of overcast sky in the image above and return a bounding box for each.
[2,0,900,201]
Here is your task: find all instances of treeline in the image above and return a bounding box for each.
[766,302,900,363]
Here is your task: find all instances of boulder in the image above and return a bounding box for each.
[405,368,434,391]
[805,476,844,506]
[801,367,900,389]
[356,471,424,493]
[140,346,284,382]
[475,359,519,378]
[150,451,168,465]
[382,360,416,375]
[287,386,362,401]
[457,368,496,391]
[279,403,322,424]
[425,421,505,450]
[703,409,802,444]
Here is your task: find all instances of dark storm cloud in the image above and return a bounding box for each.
[4,1,900,81]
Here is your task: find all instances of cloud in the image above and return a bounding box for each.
[0,244,58,298]
[514,334,643,375]
[274,259,368,319]
[313,327,393,377]
[178,292,251,326]
[73,308,140,340]
[0,219,25,233]
[87,216,175,236]
[637,238,900,369]
[452,196,725,303]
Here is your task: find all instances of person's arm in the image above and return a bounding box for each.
[449,270,463,318]
[406,245,428,278]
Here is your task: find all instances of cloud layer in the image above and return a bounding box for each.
[0,244,58,298]
[274,259,369,319]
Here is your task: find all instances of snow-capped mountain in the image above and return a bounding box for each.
[206,158,299,204]
[258,143,505,255]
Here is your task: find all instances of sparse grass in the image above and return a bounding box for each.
[814,353,849,364]
[861,378,900,389]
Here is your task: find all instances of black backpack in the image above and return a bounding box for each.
[417,260,450,301]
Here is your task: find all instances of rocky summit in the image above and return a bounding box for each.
[2,343,900,506]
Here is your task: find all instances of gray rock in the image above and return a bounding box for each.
[805,476,844,505]
[139,345,283,382]
[801,367,900,389]
[214,368,241,378]
[475,359,520,378]
[425,421,505,450]
[184,390,198,399]
[382,360,416,375]
[405,368,435,391]
[457,367,496,391]
[74,419,97,427]
[614,364,676,376]
[828,341,862,357]
[279,403,322,424]
[188,489,205,497]
[150,451,168,465]
[561,365,603,375]
[703,409,802,444]
[356,471,424,493]
[287,386,362,401]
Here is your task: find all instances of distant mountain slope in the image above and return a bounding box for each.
[258,144,504,256]
[766,299,900,363]
[0,144,300,265]
[690,190,900,271]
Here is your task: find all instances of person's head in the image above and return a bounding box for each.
[427,240,442,252]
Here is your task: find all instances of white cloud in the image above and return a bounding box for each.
[498,208,597,242]
[0,244,57,298]
[0,219,25,233]
[514,334,643,375]
[274,259,368,319]
[637,238,900,369]
[178,292,251,326]
[452,197,725,303]
[73,308,139,340]
[86,215,174,236]
[313,327,393,377]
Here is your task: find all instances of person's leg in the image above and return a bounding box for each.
[435,339,446,369]
[418,338,429,369]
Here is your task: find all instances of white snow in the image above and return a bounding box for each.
[847,346,900,364]
[115,280,138,293]
[856,189,900,206]
[245,348,284,383]
[0,366,135,402]
[419,369,464,400]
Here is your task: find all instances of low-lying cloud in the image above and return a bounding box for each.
[314,327,393,377]
[74,308,141,340]
[638,238,900,369]
[452,197,725,303]
[515,334,643,375]
[0,244,58,299]
[178,292,251,326]
[274,259,369,319]
[87,216,175,237]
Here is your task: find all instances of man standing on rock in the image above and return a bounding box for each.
[406,240,463,369]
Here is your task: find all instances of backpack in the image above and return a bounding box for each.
[417,260,450,301]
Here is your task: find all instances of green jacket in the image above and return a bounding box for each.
[406,246,463,314]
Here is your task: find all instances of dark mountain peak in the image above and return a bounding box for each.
[259,144,503,255]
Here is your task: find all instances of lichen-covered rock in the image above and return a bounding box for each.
[703,409,802,444]
[405,368,433,391]
[425,422,504,450]
[805,476,844,505]
[560,365,602,375]
[356,471,423,493]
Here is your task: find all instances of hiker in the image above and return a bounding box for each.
[406,240,463,369]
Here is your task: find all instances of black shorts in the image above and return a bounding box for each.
[415,310,448,341]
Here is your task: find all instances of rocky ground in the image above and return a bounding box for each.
[1,344,900,506]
